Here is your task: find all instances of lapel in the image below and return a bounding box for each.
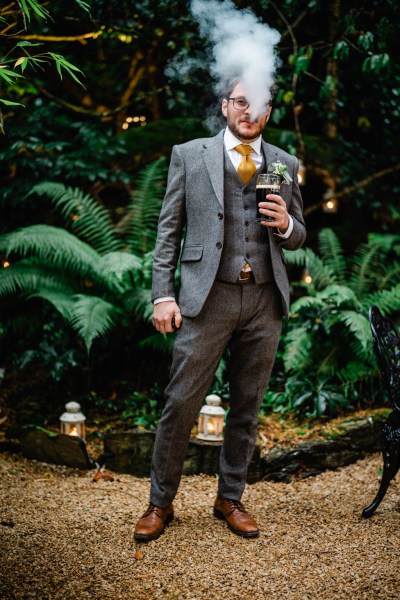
[261,138,279,172]
[202,130,225,208]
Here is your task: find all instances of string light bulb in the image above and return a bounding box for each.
[297,159,306,186]
[301,269,313,285]
[322,188,339,213]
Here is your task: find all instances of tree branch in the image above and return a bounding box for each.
[15,0,27,33]
[8,31,101,43]
[270,1,305,158]
[119,52,145,107]
[304,163,400,216]
[25,76,164,119]
[25,77,128,117]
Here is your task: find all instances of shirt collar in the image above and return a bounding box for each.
[224,127,262,155]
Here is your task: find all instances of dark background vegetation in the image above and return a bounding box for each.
[1,0,399,435]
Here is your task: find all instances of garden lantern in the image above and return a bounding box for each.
[60,401,86,441]
[196,394,225,442]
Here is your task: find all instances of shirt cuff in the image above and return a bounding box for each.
[276,215,294,239]
[154,296,175,305]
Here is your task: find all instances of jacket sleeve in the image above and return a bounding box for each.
[151,145,187,302]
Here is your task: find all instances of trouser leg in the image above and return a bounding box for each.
[218,283,282,500]
[150,282,240,507]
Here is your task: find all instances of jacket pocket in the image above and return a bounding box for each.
[181,245,203,262]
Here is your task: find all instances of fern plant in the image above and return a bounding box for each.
[269,228,400,418]
[0,157,168,353]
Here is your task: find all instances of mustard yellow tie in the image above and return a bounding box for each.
[235,144,257,184]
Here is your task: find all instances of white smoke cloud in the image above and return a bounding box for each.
[190,0,281,120]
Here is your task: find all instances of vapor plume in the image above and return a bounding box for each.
[190,0,281,120]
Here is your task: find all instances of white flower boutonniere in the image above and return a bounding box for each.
[267,160,293,185]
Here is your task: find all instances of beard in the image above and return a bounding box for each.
[227,115,268,142]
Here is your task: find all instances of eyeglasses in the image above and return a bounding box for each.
[228,96,270,111]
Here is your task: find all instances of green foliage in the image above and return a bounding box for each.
[15,324,80,382]
[0,1,85,131]
[269,228,400,418]
[117,157,168,255]
[1,0,399,423]
[0,158,169,354]
[27,182,121,255]
[93,384,165,430]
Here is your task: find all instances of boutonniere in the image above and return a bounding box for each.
[267,160,293,185]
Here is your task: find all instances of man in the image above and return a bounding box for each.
[134,80,306,541]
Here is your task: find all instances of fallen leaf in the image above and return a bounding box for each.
[92,468,114,482]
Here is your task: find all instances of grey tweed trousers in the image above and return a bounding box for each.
[150,280,282,507]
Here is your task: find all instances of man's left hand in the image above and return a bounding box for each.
[258,194,289,233]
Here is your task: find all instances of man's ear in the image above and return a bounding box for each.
[221,99,228,118]
[264,106,272,125]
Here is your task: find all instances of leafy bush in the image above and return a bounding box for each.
[0,157,168,354]
[263,228,400,418]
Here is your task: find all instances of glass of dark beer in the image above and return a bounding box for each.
[256,173,281,222]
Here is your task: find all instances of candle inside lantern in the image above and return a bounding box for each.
[207,419,216,434]
[197,395,225,442]
[60,402,86,441]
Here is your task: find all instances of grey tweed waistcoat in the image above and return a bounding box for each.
[216,150,273,284]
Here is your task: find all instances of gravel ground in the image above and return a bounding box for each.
[1,451,400,600]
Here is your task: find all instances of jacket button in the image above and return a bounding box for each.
[244,205,249,210]
[216,242,222,249]
[218,212,223,220]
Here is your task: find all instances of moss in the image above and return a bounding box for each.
[319,408,391,440]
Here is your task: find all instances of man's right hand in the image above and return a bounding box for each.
[152,301,182,334]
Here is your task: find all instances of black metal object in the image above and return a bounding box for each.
[362,305,400,518]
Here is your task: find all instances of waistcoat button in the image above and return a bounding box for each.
[218,212,223,220]
[216,242,222,249]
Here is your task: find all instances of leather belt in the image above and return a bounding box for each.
[238,270,255,283]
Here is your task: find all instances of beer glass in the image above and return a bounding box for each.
[256,173,281,222]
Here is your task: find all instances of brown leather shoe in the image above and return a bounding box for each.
[213,497,260,538]
[134,503,174,542]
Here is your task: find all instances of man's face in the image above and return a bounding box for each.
[221,82,272,142]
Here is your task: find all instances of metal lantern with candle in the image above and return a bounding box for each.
[60,401,86,440]
[196,394,225,442]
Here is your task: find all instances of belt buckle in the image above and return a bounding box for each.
[238,270,252,282]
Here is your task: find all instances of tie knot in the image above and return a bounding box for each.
[235,144,252,157]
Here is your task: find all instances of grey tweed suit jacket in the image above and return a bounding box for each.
[152,129,306,317]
